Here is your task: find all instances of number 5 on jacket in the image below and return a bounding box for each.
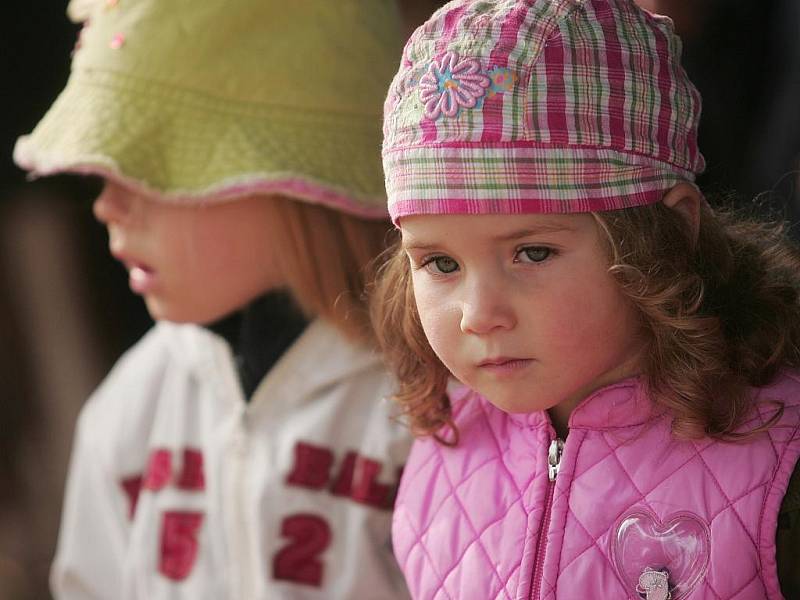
[160,511,204,581]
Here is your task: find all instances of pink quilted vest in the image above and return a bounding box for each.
[393,372,800,599]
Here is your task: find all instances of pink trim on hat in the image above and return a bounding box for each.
[25,163,388,219]
[391,189,667,220]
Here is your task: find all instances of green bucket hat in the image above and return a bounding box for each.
[14,0,403,218]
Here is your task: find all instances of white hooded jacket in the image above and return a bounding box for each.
[51,319,412,599]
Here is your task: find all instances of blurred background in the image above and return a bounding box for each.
[1,1,798,598]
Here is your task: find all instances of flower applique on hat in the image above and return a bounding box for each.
[417,51,520,119]
[418,51,491,119]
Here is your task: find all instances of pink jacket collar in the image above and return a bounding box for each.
[502,376,661,432]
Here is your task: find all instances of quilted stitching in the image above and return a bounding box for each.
[553,426,772,598]
[394,393,551,599]
[555,435,764,598]
[394,375,800,600]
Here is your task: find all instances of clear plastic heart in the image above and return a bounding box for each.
[612,509,710,599]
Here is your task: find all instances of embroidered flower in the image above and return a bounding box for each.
[419,51,490,120]
[486,66,518,98]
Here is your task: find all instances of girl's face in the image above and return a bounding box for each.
[402,212,645,420]
[94,181,284,324]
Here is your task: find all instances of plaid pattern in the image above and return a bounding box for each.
[383,0,705,222]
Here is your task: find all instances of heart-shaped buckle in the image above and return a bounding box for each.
[611,509,710,599]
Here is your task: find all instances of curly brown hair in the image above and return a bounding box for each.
[370,201,800,443]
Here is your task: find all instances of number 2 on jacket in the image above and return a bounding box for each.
[273,514,331,587]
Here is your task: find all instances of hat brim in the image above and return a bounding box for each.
[15,70,389,219]
[384,144,692,224]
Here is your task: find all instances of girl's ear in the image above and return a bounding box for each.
[662,181,702,242]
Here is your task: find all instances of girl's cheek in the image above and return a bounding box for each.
[419,315,453,365]
[412,282,448,332]
[419,300,461,342]
[412,280,446,319]
[410,272,431,302]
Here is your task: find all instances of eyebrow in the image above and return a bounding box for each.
[402,222,575,251]
[401,240,440,251]
[492,224,576,241]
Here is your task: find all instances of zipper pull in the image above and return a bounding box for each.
[547,438,564,482]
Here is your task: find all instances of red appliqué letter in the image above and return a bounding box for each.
[273,514,331,587]
[286,442,334,489]
[176,448,205,491]
[330,451,394,509]
[350,455,393,508]
[143,449,172,491]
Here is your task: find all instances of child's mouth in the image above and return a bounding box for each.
[477,357,533,375]
[127,262,157,294]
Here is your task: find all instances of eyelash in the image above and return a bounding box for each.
[417,245,557,275]
[419,255,459,275]
[514,245,556,263]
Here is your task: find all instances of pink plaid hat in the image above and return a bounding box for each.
[382,0,705,223]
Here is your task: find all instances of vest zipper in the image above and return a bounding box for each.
[529,437,564,600]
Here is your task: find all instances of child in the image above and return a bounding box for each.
[372,0,800,598]
[14,0,412,598]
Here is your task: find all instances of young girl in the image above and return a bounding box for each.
[14,0,412,598]
[373,0,800,598]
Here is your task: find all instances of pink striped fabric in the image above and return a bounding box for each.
[382,0,705,223]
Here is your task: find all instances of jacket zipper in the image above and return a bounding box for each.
[231,410,255,599]
[529,437,564,600]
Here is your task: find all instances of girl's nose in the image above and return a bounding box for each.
[92,183,134,225]
[459,280,516,335]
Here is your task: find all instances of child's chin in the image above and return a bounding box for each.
[143,297,211,325]
[486,392,553,415]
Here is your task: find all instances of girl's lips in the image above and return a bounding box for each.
[127,263,157,294]
[477,357,533,375]
[112,250,157,295]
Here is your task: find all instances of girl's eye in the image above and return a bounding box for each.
[424,255,459,274]
[516,246,552,263]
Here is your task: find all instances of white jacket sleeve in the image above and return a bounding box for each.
[50,402,132,599]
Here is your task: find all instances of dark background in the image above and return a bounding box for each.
[0,1,797,598]
[0,5,152,598]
